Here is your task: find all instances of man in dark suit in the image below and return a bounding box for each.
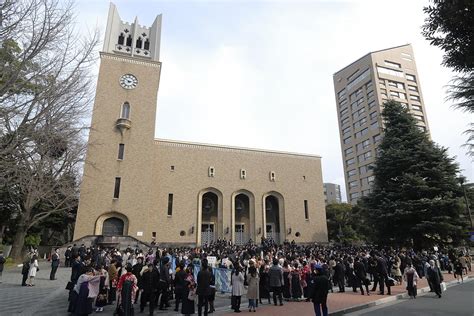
[50,248,60,280]
[196,258,212,316]
[309,264,329,316]
[140,263,160,315]
[376,253,391,295]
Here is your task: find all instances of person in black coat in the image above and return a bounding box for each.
[309,265,329,316]
[354,256,370,295]
[334,259,345,293]
[196,259,212,316]
[132,257,144,303]
[376,254,391,295]
[140,263,160,315]
[158,257,171,310]
[427,260,443,298]
[174,261,187,312]
[50,248,60,280]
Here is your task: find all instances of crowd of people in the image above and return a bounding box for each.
[21,238,472,316]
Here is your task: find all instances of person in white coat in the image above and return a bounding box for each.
[28,255,39,286]
[231,266,245,313]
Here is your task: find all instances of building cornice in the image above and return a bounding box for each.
[100,52,162,68]
[154,138,322,160]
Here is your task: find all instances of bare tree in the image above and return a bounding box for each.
[0,0,98,261]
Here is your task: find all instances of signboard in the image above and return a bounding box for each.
[207,256,217,267]
[136,231,143,237]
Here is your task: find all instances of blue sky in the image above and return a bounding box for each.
[77,0,473,200]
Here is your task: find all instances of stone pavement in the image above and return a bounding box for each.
[0,261,471,316]
[220,269,473,316]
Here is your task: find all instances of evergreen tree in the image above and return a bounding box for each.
[361,100,468,249]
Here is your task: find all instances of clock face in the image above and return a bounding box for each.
[119,74,138,89]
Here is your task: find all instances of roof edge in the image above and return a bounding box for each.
[154,138,322,159]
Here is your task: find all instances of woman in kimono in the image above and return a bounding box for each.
[290,263,303,301]
[181,266,196,316]
[117,264,138,316]
[403,261,419,299]
[71,267,101,315]
[282,261,292,300]
[94,264,109,312]
[258,260,271,305]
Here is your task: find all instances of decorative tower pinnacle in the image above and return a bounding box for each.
[102,2,162,61]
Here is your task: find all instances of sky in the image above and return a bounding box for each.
[77,0,473,201]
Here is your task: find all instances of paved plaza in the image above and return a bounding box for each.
[0,261,472,316]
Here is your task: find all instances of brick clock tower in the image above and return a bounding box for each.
[73,3,162,240]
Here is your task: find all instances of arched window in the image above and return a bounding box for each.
[118,33,124,45]
[121,102,130,119]
[126,35,132,47]
[136,37,143,48]
[144,39,150,50]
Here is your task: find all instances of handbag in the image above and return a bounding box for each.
[441,282,447,292]
[65,281,74,290]
[188,289,196,301]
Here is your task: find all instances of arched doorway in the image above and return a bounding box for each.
[234,194,250,245]
[95,212,129,236]
[201,192,218,245]
[102,217,125,236]
[264,195,281,243]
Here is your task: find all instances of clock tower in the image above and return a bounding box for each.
[73,3,162,240]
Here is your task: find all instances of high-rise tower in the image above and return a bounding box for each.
[333,44,430,204]
[74,4,162,239]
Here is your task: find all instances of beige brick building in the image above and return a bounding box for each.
[73,4,328,246]
[333,45,430,204]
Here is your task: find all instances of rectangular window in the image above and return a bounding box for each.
[367,90,374,98]
[387,80,404,89]
[366,81,373,89]
[337,88,346,99]
[390,90,406,99]
[347,169,357,177]
[349,180,358,188]
[341,116,350,126]
[410,94,420,101]
[339,98,348,108]
[346,158,355,166]
[304,200,309,220]
[377,66,404,78]
[167,193,173,216]
[340,108,349,117]
[208,166,215,177]
[384,60,401,68]
[354,127,369,139]
[406,73,416,82]
[113,177,121,199]
[118,144,125,160]
[343,137,352,144]
[368,100,376,109]
[342,127,351,137]
[411,105,422,111]
[413,114,424,122]
[408,85,418,92]
[347,68,370,91]
[350,192,359,200]
[344,147,354,155]
[370,111,378,120]
[371,121,379,130]
[373,134,382,143]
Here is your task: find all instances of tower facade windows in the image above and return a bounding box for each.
[121,102,130,119]
[118,33,124,45]
[136,37,143,48]
[126,35,132,47]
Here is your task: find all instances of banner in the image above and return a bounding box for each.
[214,268,232,293]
